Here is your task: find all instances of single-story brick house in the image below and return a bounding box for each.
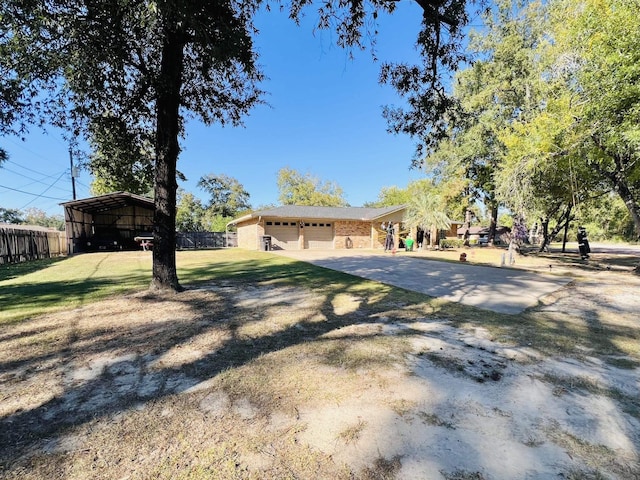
[228,205,407,251]
[228,205,461,251]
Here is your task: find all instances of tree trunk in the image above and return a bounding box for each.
[488,202,498,246]
[561,209,571,253]
[612,173,640,239]
[539,216,550,252]
[151,17,185,291]
[592,139,640,238]
[591,138,640,272]
[539,205,572,253]
[463,208,471,246]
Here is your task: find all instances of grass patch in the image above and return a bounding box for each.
[561,469,610,480]
[424,352,467,374]
[541,373,640,420]
[389,399,417,419]
[0,252,152,324]
[441,470,486,480]
[0,250,446,326]
[605,357,640,369]
[0,250,304,324]
[337,419,367,445]
[359,456,403,480]
[544,421,617,468]
[417,411,456,429]
[321,335,410,371]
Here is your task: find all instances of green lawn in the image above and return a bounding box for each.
[0,249,420,325]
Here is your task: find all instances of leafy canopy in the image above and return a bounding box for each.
[277,167,347,207]
[197,173,251,218]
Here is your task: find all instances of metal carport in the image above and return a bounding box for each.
[61,192,154,254]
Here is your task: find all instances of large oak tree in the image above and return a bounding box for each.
[2,0,264,290]
[1,0,471,290]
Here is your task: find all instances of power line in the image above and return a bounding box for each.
[0,165,71,193]
[2,157,63,177]
[0,183,68,201]
[19,171,69,209]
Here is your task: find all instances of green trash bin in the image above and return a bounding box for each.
[405,238,414,252]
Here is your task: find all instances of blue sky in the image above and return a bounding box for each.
[1,3,431,217]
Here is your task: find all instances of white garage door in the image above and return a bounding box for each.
[265,221,299,250]
[303,222,334,249]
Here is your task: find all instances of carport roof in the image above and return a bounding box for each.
[61,192,154,214]
[228,205,406,225]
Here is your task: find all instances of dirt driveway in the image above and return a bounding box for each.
[275,249,572,314]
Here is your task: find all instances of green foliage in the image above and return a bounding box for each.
[498,0,640,238]
[197,173,250,218]
[175,190,207,232]
[0,207,23,224]
[87,116,155,196]
[498,213,514,229]
[577,194,636,241]
[277,167,347,207]
[403,190,451,232]
[204,214,235,233]
[367,178,463,213]
[0,207,64,229]
[22,208,65,230]
[386,0,547,233]
[175,180,248,233]
[439,238,464,249]
[366,185,412,207]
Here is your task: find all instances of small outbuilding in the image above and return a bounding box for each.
[228,205,410,251]
[62,192,155,254]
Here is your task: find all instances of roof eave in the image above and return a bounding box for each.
[369,205,407,221]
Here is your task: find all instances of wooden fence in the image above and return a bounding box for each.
[176,231,237,249]
[0,225,67,265]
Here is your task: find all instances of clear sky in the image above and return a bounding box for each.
[0,3,430,217]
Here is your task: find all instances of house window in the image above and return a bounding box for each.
[326,223,331,227]
[312,223,318,227]
[305,223,310,227]
[266,221,273,225]
[275,222,281,226]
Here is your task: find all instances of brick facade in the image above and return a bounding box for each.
[237,220,263,250]
[231,206,410,251]
[334,220,371,249]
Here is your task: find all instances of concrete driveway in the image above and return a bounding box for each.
[275,250,572,314]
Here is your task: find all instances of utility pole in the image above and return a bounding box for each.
[69,146,77,200]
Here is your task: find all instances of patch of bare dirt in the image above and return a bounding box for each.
[1,273,639,479]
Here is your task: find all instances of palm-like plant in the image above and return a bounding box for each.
[404,191,452,248]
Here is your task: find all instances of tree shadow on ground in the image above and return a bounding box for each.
[0,257,66,282]
[1,254,638,478]
[0,257,447,473]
